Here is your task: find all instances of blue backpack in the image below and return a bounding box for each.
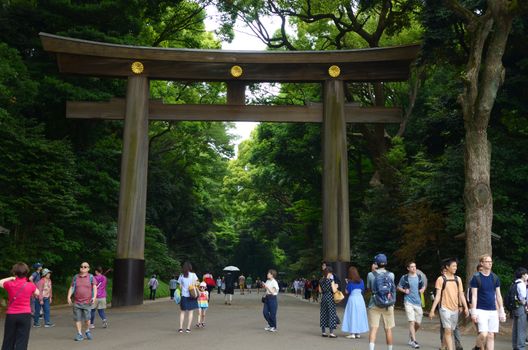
[373,271,396,308]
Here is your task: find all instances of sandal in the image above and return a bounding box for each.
[178,329,183,333]
[185,329,191,333]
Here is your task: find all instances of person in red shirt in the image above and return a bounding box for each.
[0,262,39,350]
[67,262,97,342]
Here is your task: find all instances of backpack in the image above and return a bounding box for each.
[72,273,94,298]
[504,280,521,313]
[372,271,396,308]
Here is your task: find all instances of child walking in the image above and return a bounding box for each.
[196,282,209,328]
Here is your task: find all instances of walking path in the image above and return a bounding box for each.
[0,291,512,349]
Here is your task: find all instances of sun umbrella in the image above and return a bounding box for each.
[223,266,240,271]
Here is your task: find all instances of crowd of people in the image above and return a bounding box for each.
[1,254,527,350]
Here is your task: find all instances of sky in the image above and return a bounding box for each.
[204,6,280,157]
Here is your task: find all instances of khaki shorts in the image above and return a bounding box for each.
[368,305,395,329]
[92,298,107,310]
[404,302,423,324]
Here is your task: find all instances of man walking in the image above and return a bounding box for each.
[67,262,97,341]
[470,254,506,350]
[148,275,158,300]
[367,254,396,350]
[511,267,527,350]
[398,261,425,349]
[430,258,469,350]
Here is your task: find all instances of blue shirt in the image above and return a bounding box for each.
[470,272,500,311]
[398,274,421,306]
[346,280,365,294]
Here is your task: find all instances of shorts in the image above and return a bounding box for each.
[439,307,458,330]
[73,303,92,322]
[368,306,395,329]
[404,302,423,324]
[92,298,107,310]
[475,309,499,333]
[199,306,208,311]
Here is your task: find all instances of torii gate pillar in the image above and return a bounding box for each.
[322,79,350,284]
[112,76,149,307]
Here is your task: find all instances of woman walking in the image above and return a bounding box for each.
[1,262,40,350]
[177,261,199,333]
[35,268,54,328]
[262,269,279,332]
[342,266,369,339]
[319,266,339,338]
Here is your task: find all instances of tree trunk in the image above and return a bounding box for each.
[445,0,516,284]
[463,128,492,281]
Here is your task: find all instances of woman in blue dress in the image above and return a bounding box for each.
[342,266,369,339]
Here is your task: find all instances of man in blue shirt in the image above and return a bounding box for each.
[397,262,426,349]
[470,254,506,350]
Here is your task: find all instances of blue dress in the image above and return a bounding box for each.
[341,280,369,334]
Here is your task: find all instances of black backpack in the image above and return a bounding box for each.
[504,280,521,313]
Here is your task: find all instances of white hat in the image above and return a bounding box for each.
[199,282,207,287]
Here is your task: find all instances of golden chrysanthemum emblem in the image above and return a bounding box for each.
[131,61,144,74]
[328,65,341,78]
[230,65,243,78]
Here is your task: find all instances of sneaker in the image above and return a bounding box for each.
[44,323,55,328]
[178,328,183,333]
[409,340,420,349]
[345,334,356,339]
[268,327,277,332]
[355,334,361,339]
[74,333,84,341]
[89,324,95,329]
[264,326,272,331]
[33,323,41,328]
[185,329,191,333]
[102,320,108,328]
[321,333,328,337]
[328,333,337,338]
[85,331,93,340]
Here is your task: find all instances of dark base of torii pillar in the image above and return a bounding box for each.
[112,259,145,307]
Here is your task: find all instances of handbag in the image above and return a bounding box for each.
[188,283,199,299]
[333,290,345,304]
[174,289,181,304]
[261,295,266,303]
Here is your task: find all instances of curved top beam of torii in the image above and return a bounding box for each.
[40,33,420,83]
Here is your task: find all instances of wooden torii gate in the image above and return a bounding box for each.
[40,33,419,307]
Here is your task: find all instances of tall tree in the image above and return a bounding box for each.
[442,0,525,283]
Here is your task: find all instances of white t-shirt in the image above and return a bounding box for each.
[265,279,279,296]
[177,273,198,297]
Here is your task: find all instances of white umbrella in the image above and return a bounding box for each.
[223,266,240,272]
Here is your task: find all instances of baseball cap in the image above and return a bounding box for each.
[374,254,387,265]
